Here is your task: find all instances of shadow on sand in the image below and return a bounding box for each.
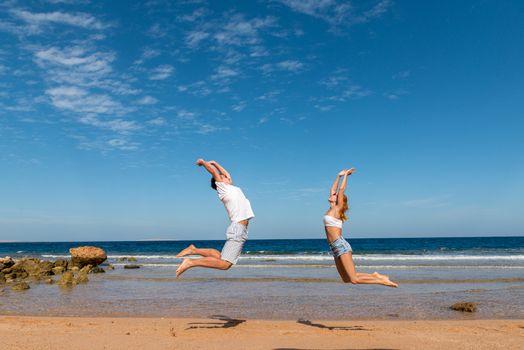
[296,319,371,331]
[185,315,246,330]
[274,348,398,350]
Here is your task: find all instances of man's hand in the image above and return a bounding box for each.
[346,168,356,175]
[338,170,347,176]
[196,158,205,166]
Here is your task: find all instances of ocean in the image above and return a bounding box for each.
[1,237,523,320]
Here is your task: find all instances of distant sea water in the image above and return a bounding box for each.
[1,237,523,320]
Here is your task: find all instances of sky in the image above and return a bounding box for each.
[0,0,523,242]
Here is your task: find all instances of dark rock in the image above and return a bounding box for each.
[124,264,140,269]
[58,271,75,286]
[11,282,30,291]
[69,246,107,267]
[90,266,105,273]
[0,272,4,283]
[0,256,15,270]
[75,272,89,284]
[52,266,65,275]
[11,258,53,279]
[450,302,477,313]
[79,265,92,274]
[53,259,69,268]
[2,267,12,274]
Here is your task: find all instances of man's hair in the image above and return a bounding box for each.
[210,177,217,190]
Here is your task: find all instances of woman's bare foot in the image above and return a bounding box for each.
[381,276,398,288]
[176,244,196,258]
[176,259,192,278]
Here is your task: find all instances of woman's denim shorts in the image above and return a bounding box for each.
[328,236,352,258]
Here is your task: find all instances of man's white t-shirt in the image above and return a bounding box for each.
[215,182,255,223]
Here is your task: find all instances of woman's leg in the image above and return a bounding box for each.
[176,257,231,278]
[176,244,221,259]
[334,252,398,287]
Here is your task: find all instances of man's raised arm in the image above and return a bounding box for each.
[208,160,232,182]
[196,158,221,180]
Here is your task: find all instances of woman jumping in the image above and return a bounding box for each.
[324,168,398,287]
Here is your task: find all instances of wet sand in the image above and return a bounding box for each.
[1,316,523,350]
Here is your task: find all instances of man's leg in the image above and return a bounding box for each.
[176,257,232,278]
[176,244,221,259]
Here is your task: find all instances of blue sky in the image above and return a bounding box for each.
[1,0,523,241]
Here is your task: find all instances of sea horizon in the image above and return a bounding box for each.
[1,234,523,244]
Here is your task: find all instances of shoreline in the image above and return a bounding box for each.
[1,316,523,350]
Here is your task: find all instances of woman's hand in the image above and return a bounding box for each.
[346,168,356,175]
[338,169,347,176]
[196,158,205,166]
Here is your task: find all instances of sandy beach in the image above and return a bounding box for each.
[1,316,522,350]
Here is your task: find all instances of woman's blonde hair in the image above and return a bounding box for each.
[339,194,349,222]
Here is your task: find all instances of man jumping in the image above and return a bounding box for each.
[175,159,254,278]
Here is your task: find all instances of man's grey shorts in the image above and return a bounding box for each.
[221,222,248,265]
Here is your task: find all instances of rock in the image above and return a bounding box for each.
[11,282,30,291]
[75,272,89,284]
[58,271,75,286]
[0,272,5,283]
[90,266,105,273]
[105,265,115,271]
[52,266,65,275]
[69,246,107,267]
[128,257,137,262]
[44,278,54,284]
[116,257,128,262]
[11,258,53,279]
[124,264,140,269]
[0,256,15,270]
[450,302,477,313]
[2,267,12,274]
[53,259,69,268]
[79,265,92,274]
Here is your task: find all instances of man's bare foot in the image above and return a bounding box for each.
[176,244,196,258]
[176,259,192,279]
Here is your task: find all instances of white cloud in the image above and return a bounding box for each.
[232,101,246,112]
[195,123,228,135]
[277,0,392,27]
[134,47,161,65]
[261,60,304,74]
[137,95,158,105]
[177,81,212,96]
[11,9,108,31]
[384,89,408,100]
[258,116,269,124]
[46,86,130,115]
[149,64,174,80]
[211,65,239,80]
[79,115,141,133]
[277,60,303,72]
[107,138,139,150]
[147,117,166,126]
[214,14,276,46]
[186,30,210,47]
[177,110,197,119]
[177,8,207,22]
[393,70,411,79]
